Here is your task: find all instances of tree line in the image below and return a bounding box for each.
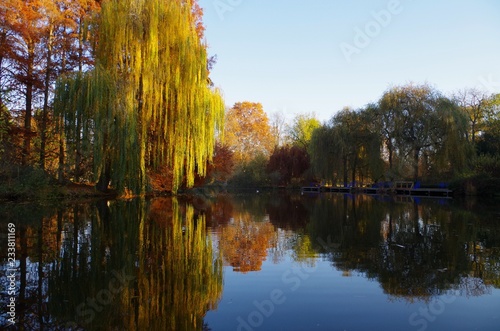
[1,1,499,196]
[217,84,499,192]
[1,0,223,196]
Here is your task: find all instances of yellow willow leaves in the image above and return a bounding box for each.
[55,0,224,193]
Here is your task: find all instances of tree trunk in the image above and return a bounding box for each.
[413,147,420,182]
[96,159,111,192]
[22,44,35,165]
[343,156,348,187]
[40,27,54,170]
[471,120,476,145]
[75,112,82,182]
[387,139,393,170]
[75,17,85,181]
[58,128,65,183]
[351,157,357,187]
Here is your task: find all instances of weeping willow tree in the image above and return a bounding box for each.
[55,0,224,194]
[378,84,471,181]
[427,97,471,178]
[310,108,383,186]
[309,124,342,184]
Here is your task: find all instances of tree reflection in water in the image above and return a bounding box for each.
[306,194,499,301]
[1,193,499,329]
[0,198,222,330]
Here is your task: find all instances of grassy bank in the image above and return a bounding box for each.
[0,166,116,201]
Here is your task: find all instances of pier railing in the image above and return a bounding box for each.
[301,181,452,197]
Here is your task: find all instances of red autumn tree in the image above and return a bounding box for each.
[193,142,234,186]
[267,145,310,185]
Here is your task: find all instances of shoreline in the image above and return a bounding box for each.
[1,175,499,203]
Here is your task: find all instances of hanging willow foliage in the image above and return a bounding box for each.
[54,0,224,194]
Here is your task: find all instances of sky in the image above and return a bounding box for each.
[198,0,500,122]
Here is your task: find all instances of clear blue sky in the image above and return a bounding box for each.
[199,0,500,122]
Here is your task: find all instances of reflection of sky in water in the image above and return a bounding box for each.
[206,245,500,331]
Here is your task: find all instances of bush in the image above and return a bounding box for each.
[474,154,500,177]
[449,173,500,197]
[228,153,270,188]
[0,166,60,199]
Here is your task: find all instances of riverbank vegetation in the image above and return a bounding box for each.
[1,0,223,199]
[216,85,499,196]
[1,1,499,199]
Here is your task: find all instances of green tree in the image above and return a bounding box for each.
[0,104,11,158]
[377,96,400,172]
[287,113,321,150]
[476,103,500,176]
[309,123,343,184]
[453,88,490,145]
[229,152,270,187]
[332,108,383,185]
[378,84,468,181]
[310,107,383,187]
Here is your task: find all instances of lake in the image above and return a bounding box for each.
[1,192,499,330]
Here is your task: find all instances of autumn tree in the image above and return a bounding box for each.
[4,0,47,165]
[55,0,224,194]
[1,0,100,176]
[39,0,100,173]
[191,142,234,186]
[224,102,274,164]
[0,3,13,110]
[267,145,310,186]
[38,0,64,170]
[209,143,235,182]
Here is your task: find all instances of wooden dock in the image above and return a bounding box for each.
[301,181,452,198]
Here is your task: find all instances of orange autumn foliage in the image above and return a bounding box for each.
[224,102,274,164]
[218,215,276,273]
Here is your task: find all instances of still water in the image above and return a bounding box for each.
[0,193,499,330]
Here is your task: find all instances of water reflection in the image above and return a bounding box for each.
[306,194,499,300]
[1,193,499,330]
[0,198,222,330]
[204,193,500,300]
